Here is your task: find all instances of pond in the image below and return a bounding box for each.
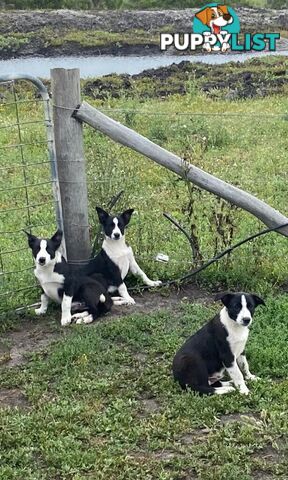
[1,51,287,78]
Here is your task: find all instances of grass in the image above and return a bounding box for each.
[0,296,288,479]
[0,26,164,56]
[46,28,159,48]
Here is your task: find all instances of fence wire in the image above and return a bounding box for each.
[0,77,62,315]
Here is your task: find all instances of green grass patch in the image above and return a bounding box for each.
[45,28,159,48]
[0,296,287,479]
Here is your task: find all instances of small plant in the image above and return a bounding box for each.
[210,197,239,257]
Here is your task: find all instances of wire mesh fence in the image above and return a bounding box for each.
[0,76,62,315]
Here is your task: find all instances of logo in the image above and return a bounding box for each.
[160,3,280,53]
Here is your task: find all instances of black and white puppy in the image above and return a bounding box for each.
[173,292,265,395]
[25,229,112,326]
[83,207,162,306]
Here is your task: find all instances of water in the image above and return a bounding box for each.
[0,51,287,79]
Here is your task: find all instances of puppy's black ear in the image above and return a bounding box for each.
[51,229,63,249]
[214,291,234,307]
[121,209,134,226]
[252,294,265,307]
[23,230,37,249]
[96,207,109,225]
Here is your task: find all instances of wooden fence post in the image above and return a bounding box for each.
[51,68,90,264]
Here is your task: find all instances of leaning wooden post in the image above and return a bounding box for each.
[51,68,90,264]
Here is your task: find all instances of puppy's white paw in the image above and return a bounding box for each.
[35,308,46,315]
[112,296,135,306]
[239,385,250,395]
[83,314,93,324]
[148,280,162,288]
[76,314,93,325]
[124,297,136,305]
[71,311,89,322]
[220,380,234,387]
[247,375,261,382]
[215,385,235,395]
[61,316,72,327]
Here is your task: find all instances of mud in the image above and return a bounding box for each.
[179,428,211,444]
[0,387,30,409]
[0,8,287,59]
[83,56,288,101]
[111,283,212,317]
[1,317,62,368]
[139,397,160,415]
[1,8,287,36]
[219,412,261,425]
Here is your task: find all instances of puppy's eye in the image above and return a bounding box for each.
[211,13,216,18]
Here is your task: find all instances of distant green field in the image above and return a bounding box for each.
[0,56,288,314]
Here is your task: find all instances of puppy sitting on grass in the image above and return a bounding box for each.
[25,229,112,326]
[173,292,265,395]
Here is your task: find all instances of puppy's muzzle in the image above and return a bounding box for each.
[242,317,251,326]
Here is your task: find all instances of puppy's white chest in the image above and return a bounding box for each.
[227,328,249,358]
[111,253,130,280]
[103,241,131,280]
[35,268,64,303]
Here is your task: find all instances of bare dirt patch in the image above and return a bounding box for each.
[252,474,275,480]
[139,397,160,416]
[252,443,286,464]
[1,317,61,368]
[133,352,148,362]
[219,412,261,425]
[179,428,211,444]
[111,283,212,318]
[0,388,30,409]
[127,449,179,462]
[0,283,211,370]
[84,57,288,102]
[0,341,10,364]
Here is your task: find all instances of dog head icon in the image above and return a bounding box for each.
[195,5,233,34]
